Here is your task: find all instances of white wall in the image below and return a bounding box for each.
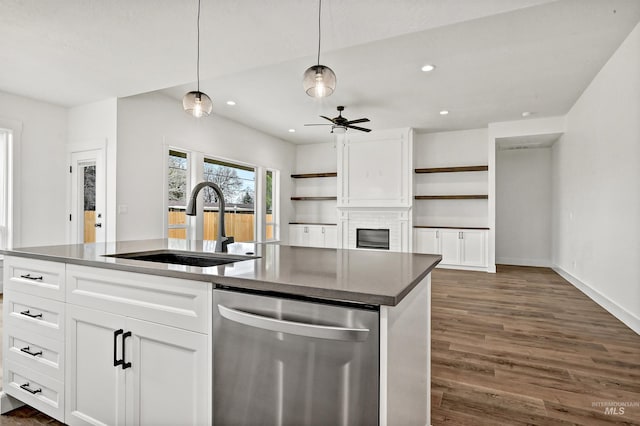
[116,92,295,242]
[68,98,118,242]
[496,147,552,266]
[552,22,640,333]
[0,91,68,247]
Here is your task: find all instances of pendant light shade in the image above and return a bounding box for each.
[303,0,335,98]
[303,65,336,98]
[183,91,213,118]
[183,0,212,117]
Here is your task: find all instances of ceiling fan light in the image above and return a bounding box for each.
[331,125,346,134]
[303,65,336,98]
[183,91,213,118]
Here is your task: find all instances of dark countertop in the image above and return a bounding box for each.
[1,239,441,306]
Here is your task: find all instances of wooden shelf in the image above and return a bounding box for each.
[290,196,337,201]
[291,172,337,179]
[415,165,488,174]
[414,195,488,200]
[289,222,337,226]
[414,225,489,230]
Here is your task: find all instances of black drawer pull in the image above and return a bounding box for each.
[19,310,43,319]
[20,346,43,357]
[20,274,44,281]
[20,383,42,394]
[114,329,124,367]
[122,331,132,369]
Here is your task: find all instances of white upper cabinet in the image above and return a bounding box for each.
[337,128,413,208]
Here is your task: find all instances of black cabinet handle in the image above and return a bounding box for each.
[114,329,124,367]
[122,331,132,369]
[19,274,43,281]
[19,310,43,319]
[20,346,43,357]
[20,383,42,394]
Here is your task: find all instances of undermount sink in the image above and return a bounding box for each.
[104,249,258,268]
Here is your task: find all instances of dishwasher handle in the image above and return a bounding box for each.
[217,304,370,342]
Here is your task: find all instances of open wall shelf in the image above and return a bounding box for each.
[414,195,488,200]
[289,222,337,226]
[291,196,337,201]
[415,165,488,174]
[291,172,337,178]
[414,225,489,230]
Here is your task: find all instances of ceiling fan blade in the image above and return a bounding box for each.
[304,123,332,126]
[345,118,370,125]
[319,115,336,123]
[346,125,372,132]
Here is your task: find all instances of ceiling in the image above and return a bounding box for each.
[2,0,640,144]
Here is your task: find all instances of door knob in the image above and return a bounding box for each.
[94,223,102,228]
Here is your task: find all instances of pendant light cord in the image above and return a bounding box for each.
[316,0,322,66]
[197,0,201,92]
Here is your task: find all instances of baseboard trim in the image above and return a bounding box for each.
[553,266,640,335]
[496,257,550,267]
[436,264,488,273]
[0,391,25,414]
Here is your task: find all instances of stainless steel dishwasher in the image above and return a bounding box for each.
[213,288,379,425]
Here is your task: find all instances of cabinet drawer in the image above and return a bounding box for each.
[4,291,65,340]
[66,265,210,333]
[4,360,65,422]
[5,326,64,381]
[4,256,65,301]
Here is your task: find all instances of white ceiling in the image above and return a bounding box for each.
[2,0,640,144]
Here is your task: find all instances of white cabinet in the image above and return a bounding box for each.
[65,304,209,426]
[288,224,337,248]
[338,128,413,208]
[413,228,487,269]
[65,265,210,426]
[2,256,67,421]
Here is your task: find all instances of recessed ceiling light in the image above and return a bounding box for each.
[439,110,449,115]
[288,129,296,133]
[226,101,236,106]
[421,64,436,72]
[521,111,534,117]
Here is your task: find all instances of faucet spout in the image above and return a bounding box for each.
[186,182,234,252]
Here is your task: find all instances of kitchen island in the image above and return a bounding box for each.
[1,239,440,425]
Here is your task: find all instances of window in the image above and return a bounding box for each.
[265,169,277,241]
[167,150,189,239]
[203,157,255,242]
[167,148,278,243]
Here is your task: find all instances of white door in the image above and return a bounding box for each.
[66,304,126,426]
[323,226,337,248]
[70,148,106,244]
[125,318,209,426]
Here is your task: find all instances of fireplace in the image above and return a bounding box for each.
[356,228,390,250]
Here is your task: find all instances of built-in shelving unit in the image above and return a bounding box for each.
[415,165,488,174]
[291,172,337,179]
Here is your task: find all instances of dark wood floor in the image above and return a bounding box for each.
[1,265,639,425]
[431,265,640,425]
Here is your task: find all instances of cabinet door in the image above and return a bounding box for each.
[413,229,440,255]
[66,304,126,426]
[459,230,487,267]
[288,225,308,247]
[307,225,325,248]
[125,318,209,426]
[439,230,461,265]
[322,226,337,248]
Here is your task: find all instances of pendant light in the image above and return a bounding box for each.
[183,0,213,117]
[302,0,336,98]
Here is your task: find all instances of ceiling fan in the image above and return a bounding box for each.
[305,106,371,133]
